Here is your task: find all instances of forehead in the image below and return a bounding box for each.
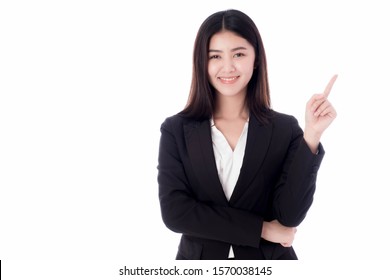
[209,31,252,49]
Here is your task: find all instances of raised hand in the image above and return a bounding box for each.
[304,74,338,153]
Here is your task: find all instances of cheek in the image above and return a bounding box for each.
[207,63,217,78]
[208,66,221,86]
[247,66,254,77]
[241,62,255,76]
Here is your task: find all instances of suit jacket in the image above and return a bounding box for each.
[157,110,324,260]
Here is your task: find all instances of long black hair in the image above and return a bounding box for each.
[180,9,271,124]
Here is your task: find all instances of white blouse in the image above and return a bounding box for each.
[210,118,249,259]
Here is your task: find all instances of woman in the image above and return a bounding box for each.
[157,9,337,260]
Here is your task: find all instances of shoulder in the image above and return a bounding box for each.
[160,113,199,133]
[268,110,299,127]
[265,110,303,139]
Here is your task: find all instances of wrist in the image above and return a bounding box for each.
[261,221,269,239]
[303,129,321,154]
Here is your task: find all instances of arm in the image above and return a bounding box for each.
[158,118,262,248]
[273,75,338,227]
[272,119,325,227]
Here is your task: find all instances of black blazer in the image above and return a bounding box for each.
[157,110,324,260]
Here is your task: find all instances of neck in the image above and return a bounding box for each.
[214,94,248,120]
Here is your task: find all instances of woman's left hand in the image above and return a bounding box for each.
[304,74,338,153]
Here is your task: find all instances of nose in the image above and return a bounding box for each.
[222,58,236,73]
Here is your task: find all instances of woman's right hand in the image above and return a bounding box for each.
[261,220,297,247]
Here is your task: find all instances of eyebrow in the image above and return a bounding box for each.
[208,46,247,52]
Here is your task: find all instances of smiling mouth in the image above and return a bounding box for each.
[218,76,240,83]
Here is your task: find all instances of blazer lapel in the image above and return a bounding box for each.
[229,116,273,204]
[184,119,228,205]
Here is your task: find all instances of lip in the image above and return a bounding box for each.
[218,76,240,84]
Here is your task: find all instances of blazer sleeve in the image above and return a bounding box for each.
[272,116,325,227]
[157,117,263,248]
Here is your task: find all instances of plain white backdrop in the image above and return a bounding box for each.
[1,0,389,262]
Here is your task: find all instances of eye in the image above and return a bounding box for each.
[233,52,245,58]
[209,54,221,60]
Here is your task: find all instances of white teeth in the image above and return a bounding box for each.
[219,77,238,81]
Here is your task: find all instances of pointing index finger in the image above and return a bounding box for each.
[324,74,338,97]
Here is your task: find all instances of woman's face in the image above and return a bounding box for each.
[208,31,256,99]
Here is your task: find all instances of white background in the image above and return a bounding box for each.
[1,0,389,263]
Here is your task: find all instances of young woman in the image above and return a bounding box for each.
[157,9,337,260]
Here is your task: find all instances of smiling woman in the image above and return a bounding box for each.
[208,32,255,100]
[157,9,337,260]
